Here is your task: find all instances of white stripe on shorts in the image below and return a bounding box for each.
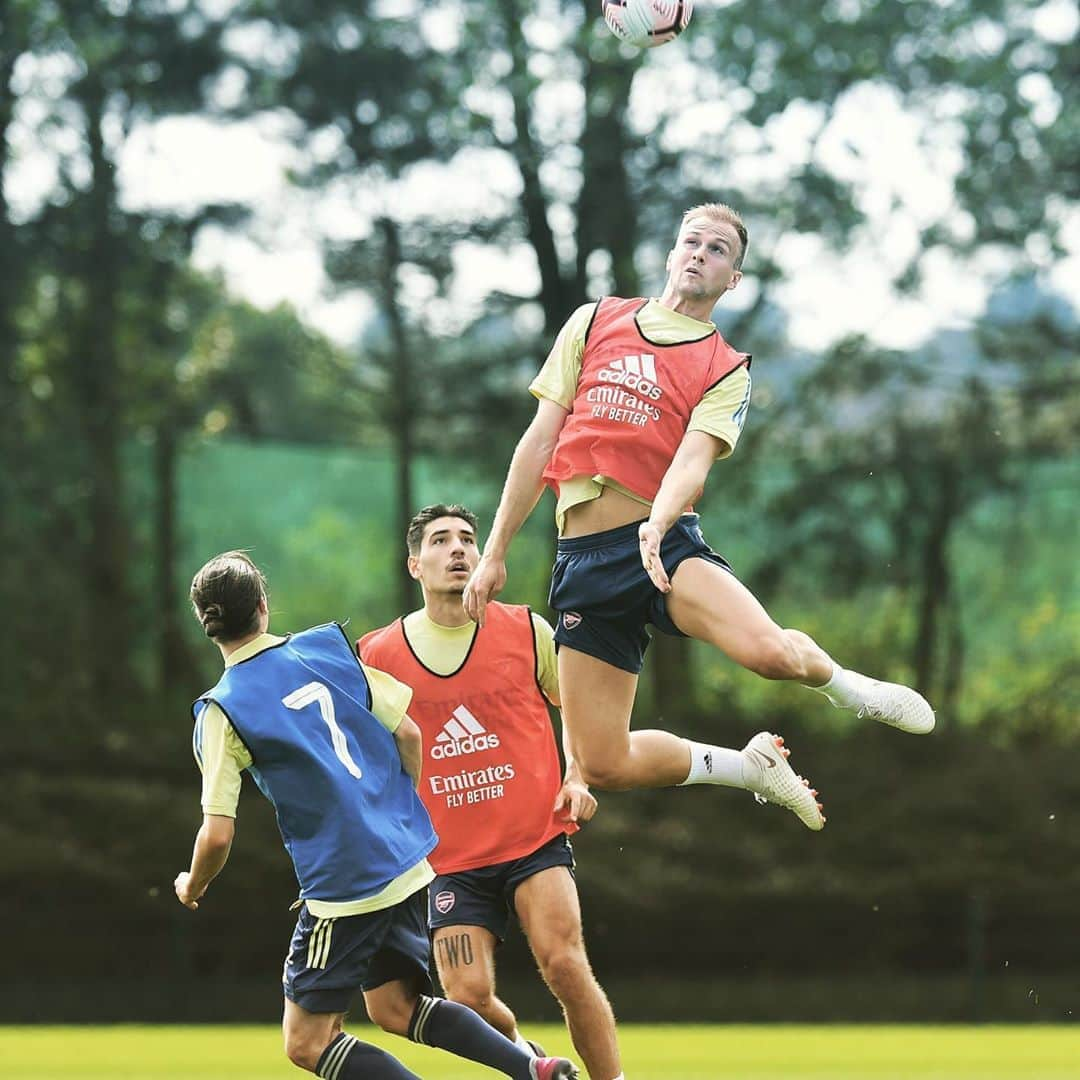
[306,917,336,970]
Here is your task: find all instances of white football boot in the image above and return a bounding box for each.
[741,731,826,831]
[841,673,936,735]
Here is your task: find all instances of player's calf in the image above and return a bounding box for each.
[409,993,579,1079]
[311,1033,421,1079]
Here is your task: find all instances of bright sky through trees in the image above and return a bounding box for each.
[5,0,1077,351]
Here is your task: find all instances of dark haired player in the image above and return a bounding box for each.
[177,551,578,1080]
[361,505,624,1080]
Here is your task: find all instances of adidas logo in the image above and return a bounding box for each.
[597,354,662,400]
[431,705,501,760]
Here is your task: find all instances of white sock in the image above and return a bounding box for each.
[513,1032,535,1055]
[679,740,747,787]
[811,663,875,709]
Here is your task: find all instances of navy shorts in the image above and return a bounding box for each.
[428,834,575,943]
[549,513,732,674]
[283,888,433,1014]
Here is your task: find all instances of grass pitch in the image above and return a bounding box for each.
[1,1023,1077,1079]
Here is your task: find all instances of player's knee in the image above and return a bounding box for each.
[283,1031,323,1072]
[576,751,632,790]
[366,996,413,1037]
[746,634,806,681]
[445,981,494,1017]
[538,946,588,1000]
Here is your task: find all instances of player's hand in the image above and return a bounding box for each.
[463,555,507,627]
[174,871,204,910]
[638,521,670,593]
[554,780,597,825]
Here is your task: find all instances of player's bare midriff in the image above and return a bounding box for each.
[561,483,651,538]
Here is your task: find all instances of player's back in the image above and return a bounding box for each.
[195,623,437,902]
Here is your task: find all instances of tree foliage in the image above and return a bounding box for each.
[1,0,1078,1018]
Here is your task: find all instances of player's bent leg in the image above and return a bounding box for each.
[283,1000,344,1071]
[558,646,691,789]
[365,978,421,1037]
[369,978,579,1080]
[515,867,622,1080]
[433,924,520,1041]
[666,557,833,683]
[668,558,935,734]
[283,998,420,1079]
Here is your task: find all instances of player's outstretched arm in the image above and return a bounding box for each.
[393,715,424,787]
[463,397,568,626]
[639,430,725,593]
[175,813,235,910]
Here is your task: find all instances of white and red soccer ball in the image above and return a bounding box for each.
[601,0,693,49]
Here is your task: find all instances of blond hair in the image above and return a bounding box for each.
[680,203,748,269]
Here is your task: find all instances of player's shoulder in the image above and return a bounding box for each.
[356,618,403,659]
[563,299,602,335]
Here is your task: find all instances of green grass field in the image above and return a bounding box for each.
[1,1024,1078,1079]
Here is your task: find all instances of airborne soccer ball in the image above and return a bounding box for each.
[601,0,693,49]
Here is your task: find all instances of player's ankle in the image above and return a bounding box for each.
[810,663,870,709]
[680,740,747,788]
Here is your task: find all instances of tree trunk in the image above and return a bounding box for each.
[942,592,965,721]
[912,465,959,700]
[377,217,418,614]
[0,26,22,700]
[575,49,637,298]
[75,81,133,709]
[155,421,198,696]
[650,633,696,723]
[497,0,571,337]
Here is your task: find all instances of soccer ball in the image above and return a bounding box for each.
[601,0,693,49]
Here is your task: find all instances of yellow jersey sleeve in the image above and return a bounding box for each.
[686,365,751,458]
[529,611,560,707]
[361,662,414,734]
[197,701,251,818]
[529,302,598,408]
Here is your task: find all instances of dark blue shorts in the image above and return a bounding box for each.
[428,834,575,943]
[549,513,732,674]
[283,887,433,1014]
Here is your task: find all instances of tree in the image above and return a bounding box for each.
[6,0,235,726]
[235,0,1077,709]
[732,280,1078,715]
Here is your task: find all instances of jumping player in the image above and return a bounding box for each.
[463,203,935,828]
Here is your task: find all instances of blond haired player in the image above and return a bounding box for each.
[464,203,935,830]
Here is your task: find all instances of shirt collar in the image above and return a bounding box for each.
[225,632,287,667]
